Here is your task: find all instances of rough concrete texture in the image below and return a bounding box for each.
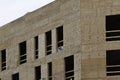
[0,0,119,80]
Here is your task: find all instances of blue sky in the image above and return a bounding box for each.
[0,0,55,27]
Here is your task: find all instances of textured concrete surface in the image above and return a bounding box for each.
[0,0,120,80]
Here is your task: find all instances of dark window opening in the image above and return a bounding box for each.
[106,37,120,41]
[19,41,27,64]
[107,72,120,76]
[1,49,6,71]
[65,71,74,77]
[12,73,19,80]
[47,46,52,51]
[35,66,41,80]
[107,66,120,72]
[66,77,74,80]
[106,31,120,37]
[107,50,120,65]
[35,36,39,59]
[65,55,74,71]
[46,31,52,55]
[106,15,120,41]
[48,62,52,80]
[20,55,26,60]
[106,50,120,76]
[65,55,74,80]
[57,26,63,51]
[19,41,26,55]
[106,15,120,31]
[57,26,63,42]
[46,31,52,45]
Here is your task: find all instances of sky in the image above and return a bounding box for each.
[0,0,55,27]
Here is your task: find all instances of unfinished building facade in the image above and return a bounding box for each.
[0,0,120,80]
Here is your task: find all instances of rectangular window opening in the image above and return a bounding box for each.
[19,41,27,64]
[64,55,74,80]
[34,36,39,59]
[106,15,120,41]
[46,31,52,55]
[48,62,52,80]
[106,50,120,76]
[1,49,6,71]
[12,73,19,80]
[35,66,41,80]
[57,26,63,52]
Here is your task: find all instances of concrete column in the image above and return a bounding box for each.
[74,53,81,80]
[27,38,34,62]
[52,29,57,54]
[20,66,34,80]
[7,45,19,69]
[41,64,48,80]
[52,59,65,80]
[39,33,46,58]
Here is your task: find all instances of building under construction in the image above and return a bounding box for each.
[0,0,120,80]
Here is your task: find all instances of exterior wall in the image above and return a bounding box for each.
[80,0,120,80]
[1,0,120,80]
[0,0,81,80]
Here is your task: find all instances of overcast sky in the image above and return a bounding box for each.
[0,0,55,27]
